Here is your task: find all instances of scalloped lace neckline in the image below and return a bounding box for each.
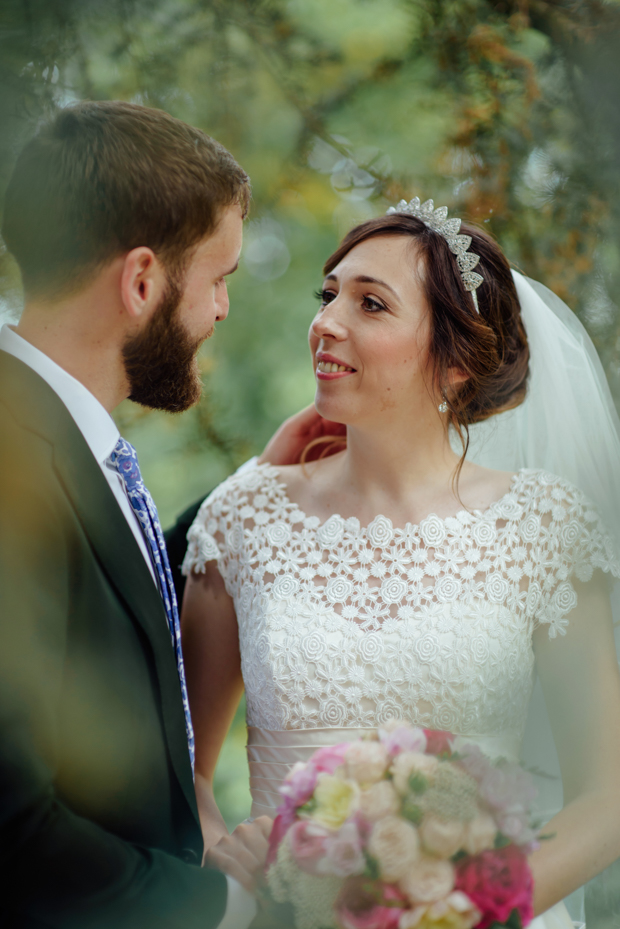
[263,464,524,535]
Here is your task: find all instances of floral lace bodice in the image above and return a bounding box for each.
[182,465,618,745]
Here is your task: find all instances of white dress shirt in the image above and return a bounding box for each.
[0,324,256,929]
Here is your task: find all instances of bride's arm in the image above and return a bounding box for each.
[181,562,245,854]
[529,572,620,913]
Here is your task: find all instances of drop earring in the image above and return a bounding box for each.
[438,391,449,414]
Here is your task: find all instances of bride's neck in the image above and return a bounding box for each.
[340,419,460,505]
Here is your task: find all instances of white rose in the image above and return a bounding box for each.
[486,572,509,604]
[358,633,384,663]
[317,515,345,548]
[391,752,439,795]
[519,513,541,544]
[368,816,420,882]
[413,635,440,663]
[267,521,292,546]
[367,514,394,547]
[399,856,455,905]
[381,576,408,604]
[272,574,300,600]
[326,576,354,603]
[420,515,446,547]
[346,741,389,786]
[435,575,462,602]
[419,814,466,859]
[464,813,497,855]
[359,779,401,821]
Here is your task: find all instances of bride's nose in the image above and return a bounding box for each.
[311,300,348,342]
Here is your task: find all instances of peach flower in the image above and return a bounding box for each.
[399,857,455,905]
[359,780,401,822]
[463,813,498,856]
[419,815,466,859]
[346,741,390,786]
[391,752,439,795]
[368,816,421,882]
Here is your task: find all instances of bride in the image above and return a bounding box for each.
[180,199,620,926]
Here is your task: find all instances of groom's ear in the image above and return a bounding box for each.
[120,247,167,321]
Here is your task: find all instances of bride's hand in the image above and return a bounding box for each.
[258,404,346,466]
[204,816,273,893]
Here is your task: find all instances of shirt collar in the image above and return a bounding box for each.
[0,324,120,464]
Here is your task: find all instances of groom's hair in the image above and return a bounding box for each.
[2,101,250,299]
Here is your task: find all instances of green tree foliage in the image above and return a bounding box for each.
[2,3,620,910]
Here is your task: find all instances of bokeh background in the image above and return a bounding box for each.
[2,0,620,920]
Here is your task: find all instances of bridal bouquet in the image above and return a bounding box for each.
[264,721,537,929]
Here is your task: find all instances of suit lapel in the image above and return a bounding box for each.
[0,352,198,821]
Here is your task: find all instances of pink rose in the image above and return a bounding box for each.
[423,730,455,756]
[455,743,494,785]
[337,879,407,929]
[266,811,295,867]
[497,813,536,848]
[322,821,366,877]
[479,764,537,817]
[288,819,331,874]
[313,743,351,774]
[455,845,534,929]
[279,760,318,806]
[381,724,427,757]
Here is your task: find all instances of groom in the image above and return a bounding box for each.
[0,101,291,928]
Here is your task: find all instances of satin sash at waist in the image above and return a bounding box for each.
[246,725,522,820]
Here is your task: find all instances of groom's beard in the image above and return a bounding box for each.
[122,277,208,413]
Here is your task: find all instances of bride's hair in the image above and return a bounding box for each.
[310,213,529,470]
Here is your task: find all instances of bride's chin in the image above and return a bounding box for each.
[314,395,351,424]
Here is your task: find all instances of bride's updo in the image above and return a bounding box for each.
[323,213,529,446]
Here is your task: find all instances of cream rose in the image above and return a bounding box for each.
[399,892,482,929]
[368,815,420,882]
[464,812,497,855]
[359,779,401,821]
[312,774,359,830]
[419,814,466,859]
[391,751,439,795]
[400,856,455,905]
[346,741,389,786]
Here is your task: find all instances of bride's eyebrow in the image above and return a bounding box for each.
[324,272,399,299]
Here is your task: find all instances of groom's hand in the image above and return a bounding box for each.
[205,817,272,894]
[258,404,346,467]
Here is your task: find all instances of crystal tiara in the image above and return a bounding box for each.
[386,197,483,313]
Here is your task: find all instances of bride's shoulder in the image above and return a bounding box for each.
[514,467,593,507]
[198,461,281,515]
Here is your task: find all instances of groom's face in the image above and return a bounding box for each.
[122,205,243,412]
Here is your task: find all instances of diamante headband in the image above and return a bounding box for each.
[386,197,483,313]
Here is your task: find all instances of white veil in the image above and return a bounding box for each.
[467,271,620,922]
[467,272,620,547]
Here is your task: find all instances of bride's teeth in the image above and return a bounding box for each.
[316,359,353,373]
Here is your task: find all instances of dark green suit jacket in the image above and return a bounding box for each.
[0,351,227,928]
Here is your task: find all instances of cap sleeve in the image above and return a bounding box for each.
[529,471,620,638]
[181,462,274,580]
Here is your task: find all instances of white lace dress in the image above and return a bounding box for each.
[183,463,619,929]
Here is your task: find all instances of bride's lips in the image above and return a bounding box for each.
[316,351,356,381]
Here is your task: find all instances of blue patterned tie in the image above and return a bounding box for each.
[109,437,195,775]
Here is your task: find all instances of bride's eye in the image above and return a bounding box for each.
[314,289,336,306]
[362,295,386,313]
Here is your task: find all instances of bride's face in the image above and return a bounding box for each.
[309,234,435,428]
